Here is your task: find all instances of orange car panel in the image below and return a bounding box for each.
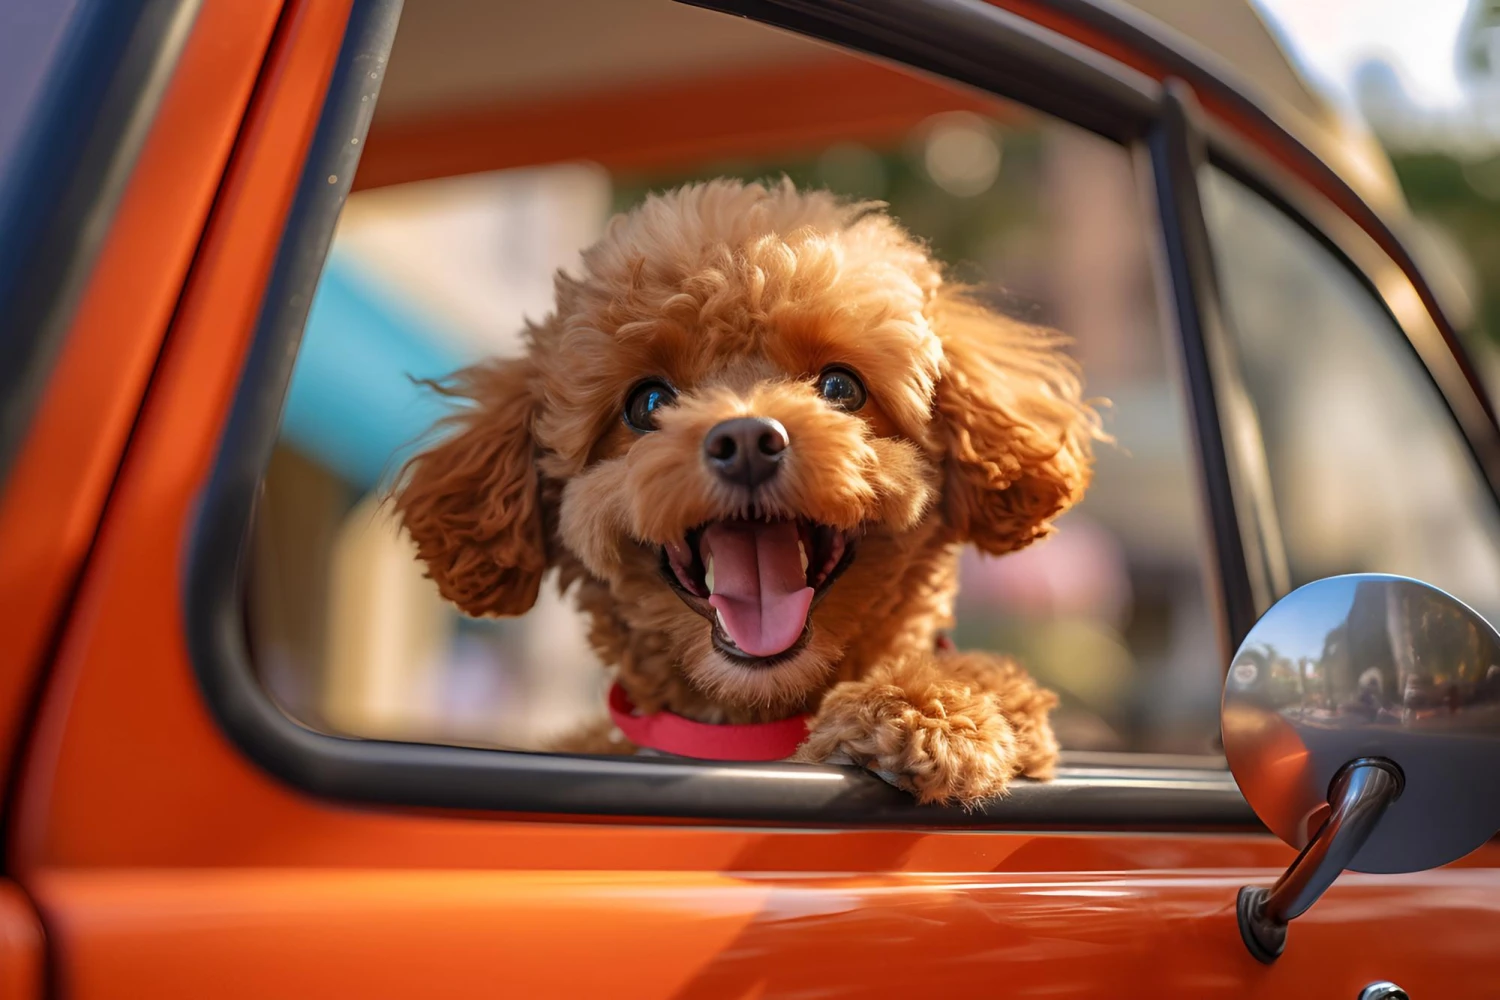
[0,0,284,785]
[31,864,1500,1000]
[8,0,1500,996]
[0,882,42,1000]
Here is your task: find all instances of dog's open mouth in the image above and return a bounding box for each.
[661,518,856,665]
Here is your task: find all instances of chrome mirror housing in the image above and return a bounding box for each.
[1221,573,1500,962]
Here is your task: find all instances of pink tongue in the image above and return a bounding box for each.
[702,520,814,658]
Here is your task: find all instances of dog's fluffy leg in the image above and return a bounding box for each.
[796,651,1059,807]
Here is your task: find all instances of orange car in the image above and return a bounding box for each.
[3,0,1499,997]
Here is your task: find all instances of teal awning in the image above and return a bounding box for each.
[282,252,468,492]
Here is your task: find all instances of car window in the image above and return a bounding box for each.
[244,6,1221,759]
[1202,168,1500,626]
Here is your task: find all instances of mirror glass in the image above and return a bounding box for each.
[1223,573,1500,873]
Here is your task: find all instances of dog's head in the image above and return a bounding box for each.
[394,179,1099,711]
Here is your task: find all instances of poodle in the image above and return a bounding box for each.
[391,178,1101,806]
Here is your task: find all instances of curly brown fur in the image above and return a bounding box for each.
[391,178,1102,806]
[796,651,1059,805]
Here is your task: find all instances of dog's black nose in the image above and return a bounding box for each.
[704,417,788,489]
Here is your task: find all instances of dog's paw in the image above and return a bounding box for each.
[799,668,1028,808]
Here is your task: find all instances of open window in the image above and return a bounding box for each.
[246,4,1219,763]
[190,0,1496,825]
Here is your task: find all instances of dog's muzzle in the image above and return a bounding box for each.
[703,416,787,489]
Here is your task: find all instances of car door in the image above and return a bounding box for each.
[6,0,1500,998]
[0,2,286,995]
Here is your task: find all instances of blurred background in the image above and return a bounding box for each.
[245,0,1500,760]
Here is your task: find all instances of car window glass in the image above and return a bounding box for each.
[1202,167,1500,626]
[245,3,1221,758]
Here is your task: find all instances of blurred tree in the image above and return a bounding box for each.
[1387,151,1500,343]
[1354,7,1500,350]
[1458,0,1500,84]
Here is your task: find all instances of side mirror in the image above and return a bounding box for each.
[1222,573,1500,962]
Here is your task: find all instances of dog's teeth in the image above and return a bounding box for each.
[798,540,808,574]
[705,554,715,594]
[715,608,728,634]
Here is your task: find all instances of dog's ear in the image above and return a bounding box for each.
[392,357,549,616]
[930,286,1101,556]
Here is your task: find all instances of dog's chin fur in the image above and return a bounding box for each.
[695,647,836,712]
[392,177,1104,804]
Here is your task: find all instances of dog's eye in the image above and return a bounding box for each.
[624,379,677,432]
[815,367,866,412]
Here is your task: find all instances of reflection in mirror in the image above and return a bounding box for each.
[1225,573,1500,872]
[1223,573,1500,961]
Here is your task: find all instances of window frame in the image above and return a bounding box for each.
[1197,148,1500,620]
[1204,131,1500,515]
[184,0,1493,827]
[1144,81,1285,661]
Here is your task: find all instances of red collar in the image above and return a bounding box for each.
[607,682,809,762]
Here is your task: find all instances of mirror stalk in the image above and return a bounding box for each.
[1237,758,1403,963]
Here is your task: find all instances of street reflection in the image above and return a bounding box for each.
[1226,575,1500,724]
[1223,574,1500,873]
